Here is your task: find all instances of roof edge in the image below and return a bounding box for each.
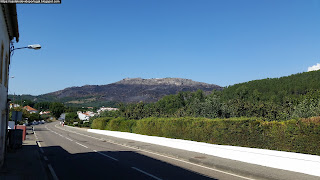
[2,4,19,42]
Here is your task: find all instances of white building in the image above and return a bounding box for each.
[97,107,119,114]
[39,111,50,115]
[77,111,95,121]
[0,4,19,167]
[9,103,20,109]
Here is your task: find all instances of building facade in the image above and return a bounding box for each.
[0,4,19,168]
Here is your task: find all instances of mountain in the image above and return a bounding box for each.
[37,78,222,104]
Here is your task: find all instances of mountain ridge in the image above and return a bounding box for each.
[40,78,222,104]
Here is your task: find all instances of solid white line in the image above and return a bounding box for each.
[131,167,162,180]
[37,141,42,147]
[40,148,44,154]
[48,164,59,180]
[93,150,118,161]
[75,142,88,148]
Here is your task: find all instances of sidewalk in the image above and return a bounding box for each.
[0,127,49,180]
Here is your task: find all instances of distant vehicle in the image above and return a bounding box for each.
[32,121,38,125]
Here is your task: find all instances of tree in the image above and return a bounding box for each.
[50,102,65,119]
[65,112,79,124]
[34,102,51,111]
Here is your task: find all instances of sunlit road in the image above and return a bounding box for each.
[33,121,254,180]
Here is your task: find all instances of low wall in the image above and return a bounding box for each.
[88,129,320,177]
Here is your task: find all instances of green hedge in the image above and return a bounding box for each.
[91,117,112,129]
[91,117,320,155]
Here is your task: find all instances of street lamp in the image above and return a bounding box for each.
[13,44,41,51]
[10,44,41,56]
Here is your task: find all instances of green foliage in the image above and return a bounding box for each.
[65,112,79,125]
[91,117,112,130]
[115,71,320,121]
[90,110,120,121]
[28,113,41,121]
[34,102,51,111]
[105,117,135,132]
[92,117,320,155]
[50,102,65,119]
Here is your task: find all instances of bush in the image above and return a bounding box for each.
[105,117,136,132]
[91,117,109,129]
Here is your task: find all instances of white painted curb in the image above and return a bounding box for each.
[87,129,320,177]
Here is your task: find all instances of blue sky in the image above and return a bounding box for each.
[9,0,320,95]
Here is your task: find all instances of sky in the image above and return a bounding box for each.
[8,0,320,95]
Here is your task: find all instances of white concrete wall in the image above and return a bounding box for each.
[88,129,320,177]
[0,8,11,167]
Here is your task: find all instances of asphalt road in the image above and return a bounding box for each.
[33,122,319,180]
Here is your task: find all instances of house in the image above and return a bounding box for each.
[77,111,95,121]
[9,103,20,109]
[97,107,119,114]
[39,111,50,115]
[23,106,38,114]
[0,4,19,167]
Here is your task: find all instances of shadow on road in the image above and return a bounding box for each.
[43,146,217,180]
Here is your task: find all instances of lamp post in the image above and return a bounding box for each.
[9,44,41,103]
[9,44,41,126]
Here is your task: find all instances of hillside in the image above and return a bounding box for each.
[28,78,222,105]
[222,70,320,103]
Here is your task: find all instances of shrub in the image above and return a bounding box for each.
[91,117,112,130]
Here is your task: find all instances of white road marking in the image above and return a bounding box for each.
[75,142,88,148]
[52,122,253,180]
[48,164,59,180]
[65,137,73,141]
[131,167,162,180]
[44,156,49,161]
[93,150,118,161]
[112,140,255,180]
[38,141,45,153]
